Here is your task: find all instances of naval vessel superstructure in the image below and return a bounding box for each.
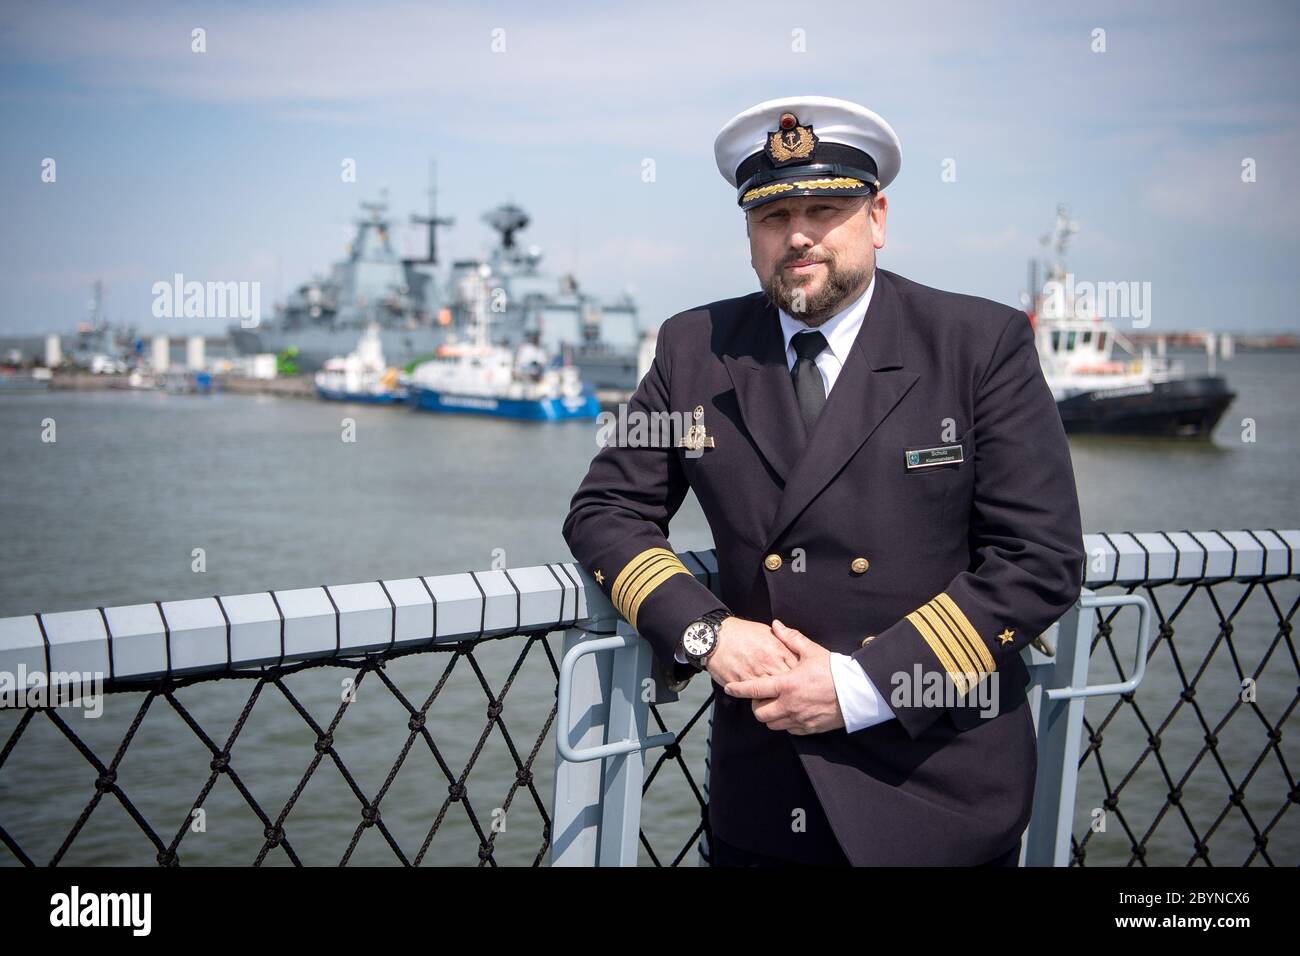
[228,190,642,389]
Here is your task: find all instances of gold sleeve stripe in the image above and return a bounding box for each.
[622,553,679,612]
[906,592,998,696]
[923,600,987,676]
[933,593,995,672]
[916,603,979,677]
[610,547,692,630]
[917,603,991,694]
[626,564,689,629]
[611,547,674,607]
[929,599,993,676]
[905,610,974,695]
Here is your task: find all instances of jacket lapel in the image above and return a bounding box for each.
[722,296,806,484]
[763,269,920,550]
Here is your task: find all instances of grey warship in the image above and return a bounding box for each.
[228,194,642,389]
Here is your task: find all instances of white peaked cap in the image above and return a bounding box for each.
[713,95,902,210]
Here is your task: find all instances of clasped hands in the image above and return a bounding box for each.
[708,616,845,735]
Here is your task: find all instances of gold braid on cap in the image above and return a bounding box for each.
[742,176,865,205]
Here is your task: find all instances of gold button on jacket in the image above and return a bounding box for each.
[851,557,870,574]
[861,634,876,647]
[763,553,782,571]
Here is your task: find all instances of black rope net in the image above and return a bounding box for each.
[1,632,561,866]
[635,574,1300,867]
[3,576,1294,867]
[642,689,717,866]
[1070,576,1298,866]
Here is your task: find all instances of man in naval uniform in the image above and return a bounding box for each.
[561,95,1085,867]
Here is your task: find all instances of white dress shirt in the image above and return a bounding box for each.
[675,273,895,733]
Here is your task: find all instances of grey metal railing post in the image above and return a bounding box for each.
[549,557,702,866]
[549,566,676,866]
[594,617,657,866]
[1023,600,1090,866]
[1023,586,1153,866]
[548,621,615,866]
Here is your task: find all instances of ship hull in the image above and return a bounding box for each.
[1055,375,1235,437]
[231,324,639,390]
[406,385,600,421]
[315,387,409,404]
[570,348,639,390]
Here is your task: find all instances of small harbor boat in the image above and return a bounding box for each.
[314,324,408,404]
[1024,205,1235,437]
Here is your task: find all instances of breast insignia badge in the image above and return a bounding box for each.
[677,404,716,455]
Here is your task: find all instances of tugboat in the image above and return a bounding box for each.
[1023,205,1235,437]
[314,323,408,403]
[404,265,600,421]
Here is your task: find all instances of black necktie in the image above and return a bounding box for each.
[790,330,828,434]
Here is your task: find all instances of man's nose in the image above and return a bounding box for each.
[786,229,815,250]
[785,221,816,246]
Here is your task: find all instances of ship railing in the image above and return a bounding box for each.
[0,528,1294,866]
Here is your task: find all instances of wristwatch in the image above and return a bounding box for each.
[681,608,733,671]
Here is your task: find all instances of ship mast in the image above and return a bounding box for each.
[408,160,454,265]
[474,264,490,350]
[1030,203,1078,317]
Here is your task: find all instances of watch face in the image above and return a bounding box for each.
[683,621,716,658]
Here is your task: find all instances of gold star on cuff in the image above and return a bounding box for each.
[998,628,1015,645]
[594,569,604,585]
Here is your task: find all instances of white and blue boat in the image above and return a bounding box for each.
[404,340,600,421]
[404,266,601,421]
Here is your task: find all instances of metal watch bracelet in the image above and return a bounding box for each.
[690,608,733,669]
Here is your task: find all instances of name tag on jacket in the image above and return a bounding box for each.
[904,443,964,470]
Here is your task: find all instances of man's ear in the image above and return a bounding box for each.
[870,192,888,249]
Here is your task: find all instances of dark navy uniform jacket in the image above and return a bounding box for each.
[561,267,1085,865]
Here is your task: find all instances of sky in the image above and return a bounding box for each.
[1,0,1297,337]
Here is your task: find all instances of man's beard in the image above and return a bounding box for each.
[762,255,871,326]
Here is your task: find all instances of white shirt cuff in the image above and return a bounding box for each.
[829,652,895,732]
